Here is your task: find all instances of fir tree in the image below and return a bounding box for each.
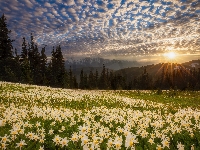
[20,37,32,83]
[69,66,73,88]
[0,14,13,60]
[50,45,66,87]
[99,64,107,89]
[94,69,99,89]
[88,70,94,89]
[79,69,84,89]
[0,14,16,81]
[39,46,47,85]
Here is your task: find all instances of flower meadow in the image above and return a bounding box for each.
[0,82,200,150]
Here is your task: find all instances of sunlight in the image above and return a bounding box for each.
[164,51,177,60]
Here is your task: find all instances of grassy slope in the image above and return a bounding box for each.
[119,90,200,109]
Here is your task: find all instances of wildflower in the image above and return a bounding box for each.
[1,134,10,143]
[39,138,45,144]
[60,137,69,147]
[1,143,8,150]
[125,132,138,148]
[52,135,61,145]
[81,135,89,146]
[91,136,100,149]
[48,129,54,135]
[191,144,194,150]
[0,120,5,127]
[79,124,88,134]
[148,138,154,145]
[114,136,122,150]
[36,121,41,127]
[156,144,163,150]
[16,140,27,149]
[177,142,184,150]
[71,132,79,142]
[26,132,34,140]
[161,138,170,149]
[107,138,113,148]
[38,146,44,150]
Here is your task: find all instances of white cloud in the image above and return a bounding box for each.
[65,0,75,6]
[23,0,34,8]
[44,2,52,7]
[76,0,84,5]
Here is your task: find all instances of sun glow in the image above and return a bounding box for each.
[164,51,177,60]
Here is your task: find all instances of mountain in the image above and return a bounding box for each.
[65,57,146,71]
[115,59,200,82]
[65,58,200,83]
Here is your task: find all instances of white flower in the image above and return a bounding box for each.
[1,142,8,150]
[52,135,61,145]
[16,140,27,149]
[125,132,138,148]
[81,135,89,146]
[1,134,10,143]
[48,129,54,135]
[0,120,5,127]
[148,138,154,145]
[71,132,79,142]
[161,138,170,149]
[177,142,184,150]
[60,137,69,147]
[38,145,44,150]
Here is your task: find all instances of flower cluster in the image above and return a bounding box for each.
[0,81,200,149]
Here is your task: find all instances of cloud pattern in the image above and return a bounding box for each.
[0,0,200,60]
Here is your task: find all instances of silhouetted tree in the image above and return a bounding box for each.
[88,70,94,89]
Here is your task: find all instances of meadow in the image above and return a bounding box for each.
[0,81,200,150]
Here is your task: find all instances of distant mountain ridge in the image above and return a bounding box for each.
[65,58,200,83]
[65,57,150,70]
[115,59,200,82]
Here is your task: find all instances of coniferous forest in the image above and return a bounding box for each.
[1,14,200,90]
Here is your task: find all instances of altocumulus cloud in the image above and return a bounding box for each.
[0,0,200,60]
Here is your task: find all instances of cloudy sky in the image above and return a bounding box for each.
[0,0,200,63]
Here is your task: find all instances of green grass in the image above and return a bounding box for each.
[119,90,200,109]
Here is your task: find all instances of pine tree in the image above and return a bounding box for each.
[39,46,47,85]
[99,64,107,89]
[0,14,16,81]
[20,37,32,83]
[79,69,84,89]
[69,66,73,89]
[0,14,13,60]
[28,33,41,84]
[88,70,94,89]
[21,37,28,62]
[83,73,88,89]
[50,45,66,87]
[73,75,78,89]
[94,69,99,89]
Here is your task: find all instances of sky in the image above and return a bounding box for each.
[0,0,200,64]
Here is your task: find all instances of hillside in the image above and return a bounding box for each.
[115,59,200,81]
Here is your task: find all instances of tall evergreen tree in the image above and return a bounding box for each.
[99,64,107,89]
[69,66,73,88]
[79,69,84,89]
[20,37,32,83]
[73,75,78,89]
[0,14,17,81]
[28,33,42,84]
[39,46,47,85]
[88,70,94,89]
[50,45,66,87]
[94,69,99,89]
[0,14,13,60]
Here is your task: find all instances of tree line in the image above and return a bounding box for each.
[0,14,200,90]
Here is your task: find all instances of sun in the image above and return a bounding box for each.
[164,51,176,60]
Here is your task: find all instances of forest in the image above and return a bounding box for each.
[1,14,200,90]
